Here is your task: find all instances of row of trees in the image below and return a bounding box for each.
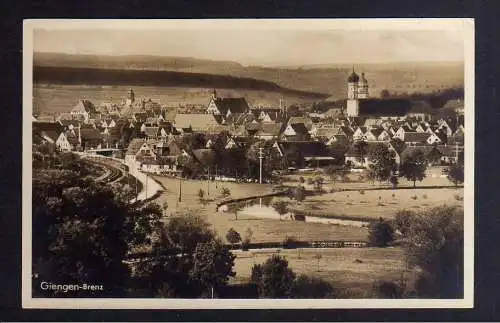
[352,141,464,188]
[179,132,282,181]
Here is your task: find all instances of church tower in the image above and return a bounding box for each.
[357,72,369,99]
[346,67,360,117]
[211,88,218,100]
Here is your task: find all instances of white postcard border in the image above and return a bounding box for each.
[22,18,475,309]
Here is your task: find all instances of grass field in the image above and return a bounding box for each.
[283,166,457,191]
[151,175,369,243]
[33,84,317,116]
[231,247,412,297]
[34,53,464,101]
[289,187,463,221]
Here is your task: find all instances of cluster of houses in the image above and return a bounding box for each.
[33,70,465,176]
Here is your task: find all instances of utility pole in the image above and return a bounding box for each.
[215,164,218,189]
[258,147,264,184]
[178,176,182,203]
[207,166,210,196]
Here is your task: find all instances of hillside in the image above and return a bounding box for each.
[33,66,329,100]
[34,52,464,101]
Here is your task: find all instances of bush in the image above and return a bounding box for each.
[368,218,394,247]
[371,280,403,299]
[411,195,418,200]
[359,190,365,195]
[292,274,335,298]
[226,228,242,245]
[422,194,428,200]
[454,194,463,201]
[252,255,296,298]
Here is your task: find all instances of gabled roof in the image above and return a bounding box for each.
[256,122,283,136]
[80,128,102,141]
[288,117,313,129]
[276,141,332,158]
[336,126,354,137]
[314,127,338,138]
[205,125,230,135]
[403,132,431,143]
[368,128,385,138]
[436,145,456,157]
[355,126,368,134]
[143,126,159,138]
[71,100,97,114]
[164,111,177,123]
[174,114,222,132]
[41,130,61,142]
[33,121,64,135]
[212,97,250,115]
[345,142,390,157]
[400,125,415,132]
[288,123,309,135]
[327,134,350,147]
[126,138,147,155]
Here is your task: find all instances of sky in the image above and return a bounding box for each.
[32,24,466,67]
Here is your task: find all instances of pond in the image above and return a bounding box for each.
[218,197,370,228]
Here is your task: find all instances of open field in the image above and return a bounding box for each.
[33,84,317,116]
[34,52,464,100]
[231,247,411,297]
[151,175,369,243]
[282,166,457,191]
[289,187,463,221]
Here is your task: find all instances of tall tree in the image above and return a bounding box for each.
[353,140,369,167]
[400,150,427,187]
[190,240,236,297]
[253,255,296,298]
[135,210,229,297]
[445,163,464,187]
[32,165,162,297]
[272,200,289,221]
[366,143,397,183]
[402,206,464,298]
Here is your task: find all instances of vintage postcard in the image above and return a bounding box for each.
[23,18,474,309]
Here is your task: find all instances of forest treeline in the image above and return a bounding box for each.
[33,66,330,99]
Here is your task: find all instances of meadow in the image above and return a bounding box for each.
[151,175,369,243]
[33,84,317,116]
[280,167,463,221]
[34,52,464,101]
[231,247,412,297]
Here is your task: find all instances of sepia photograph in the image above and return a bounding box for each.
[22,18,474,309]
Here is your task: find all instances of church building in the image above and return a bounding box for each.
[345,68,429,120]
[346,68,369,117]
[206,89,250,117]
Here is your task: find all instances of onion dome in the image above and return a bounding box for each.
[347,68,359,83]
[359,72,368,84]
